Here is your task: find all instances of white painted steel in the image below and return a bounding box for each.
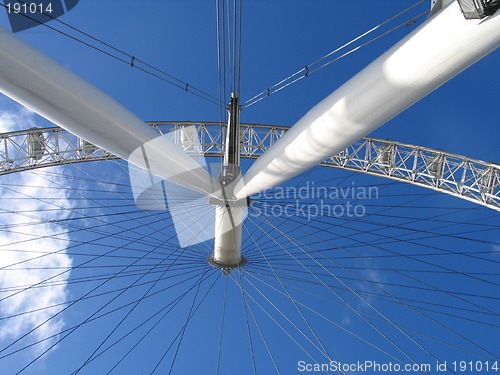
[213,205,243,266]
[235,1,500,199]
[213,93,244,267]
[0,26,215,194]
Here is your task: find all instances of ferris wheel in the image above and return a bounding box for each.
[0,1,499,374]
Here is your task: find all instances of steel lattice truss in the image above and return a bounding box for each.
[1,121,499,211]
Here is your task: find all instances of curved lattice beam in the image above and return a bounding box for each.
[0,122,498,211]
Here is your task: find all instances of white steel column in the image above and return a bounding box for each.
[235,1,500,199]
[210,93,246,272]
[0,26,214,195]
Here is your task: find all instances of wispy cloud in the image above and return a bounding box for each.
[0,105,73,357]
[492,243,500,257]
[0,105,38,132]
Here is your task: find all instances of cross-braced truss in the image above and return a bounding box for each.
[1,121,498,211]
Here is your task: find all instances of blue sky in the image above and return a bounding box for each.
[1,0,498,161]
[0,1,499,374]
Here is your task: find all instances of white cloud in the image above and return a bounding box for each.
[0,105,73,357]
[492,243,500,257]
[0,105,38,133]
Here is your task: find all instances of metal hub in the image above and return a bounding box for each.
[207,254,247,276]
